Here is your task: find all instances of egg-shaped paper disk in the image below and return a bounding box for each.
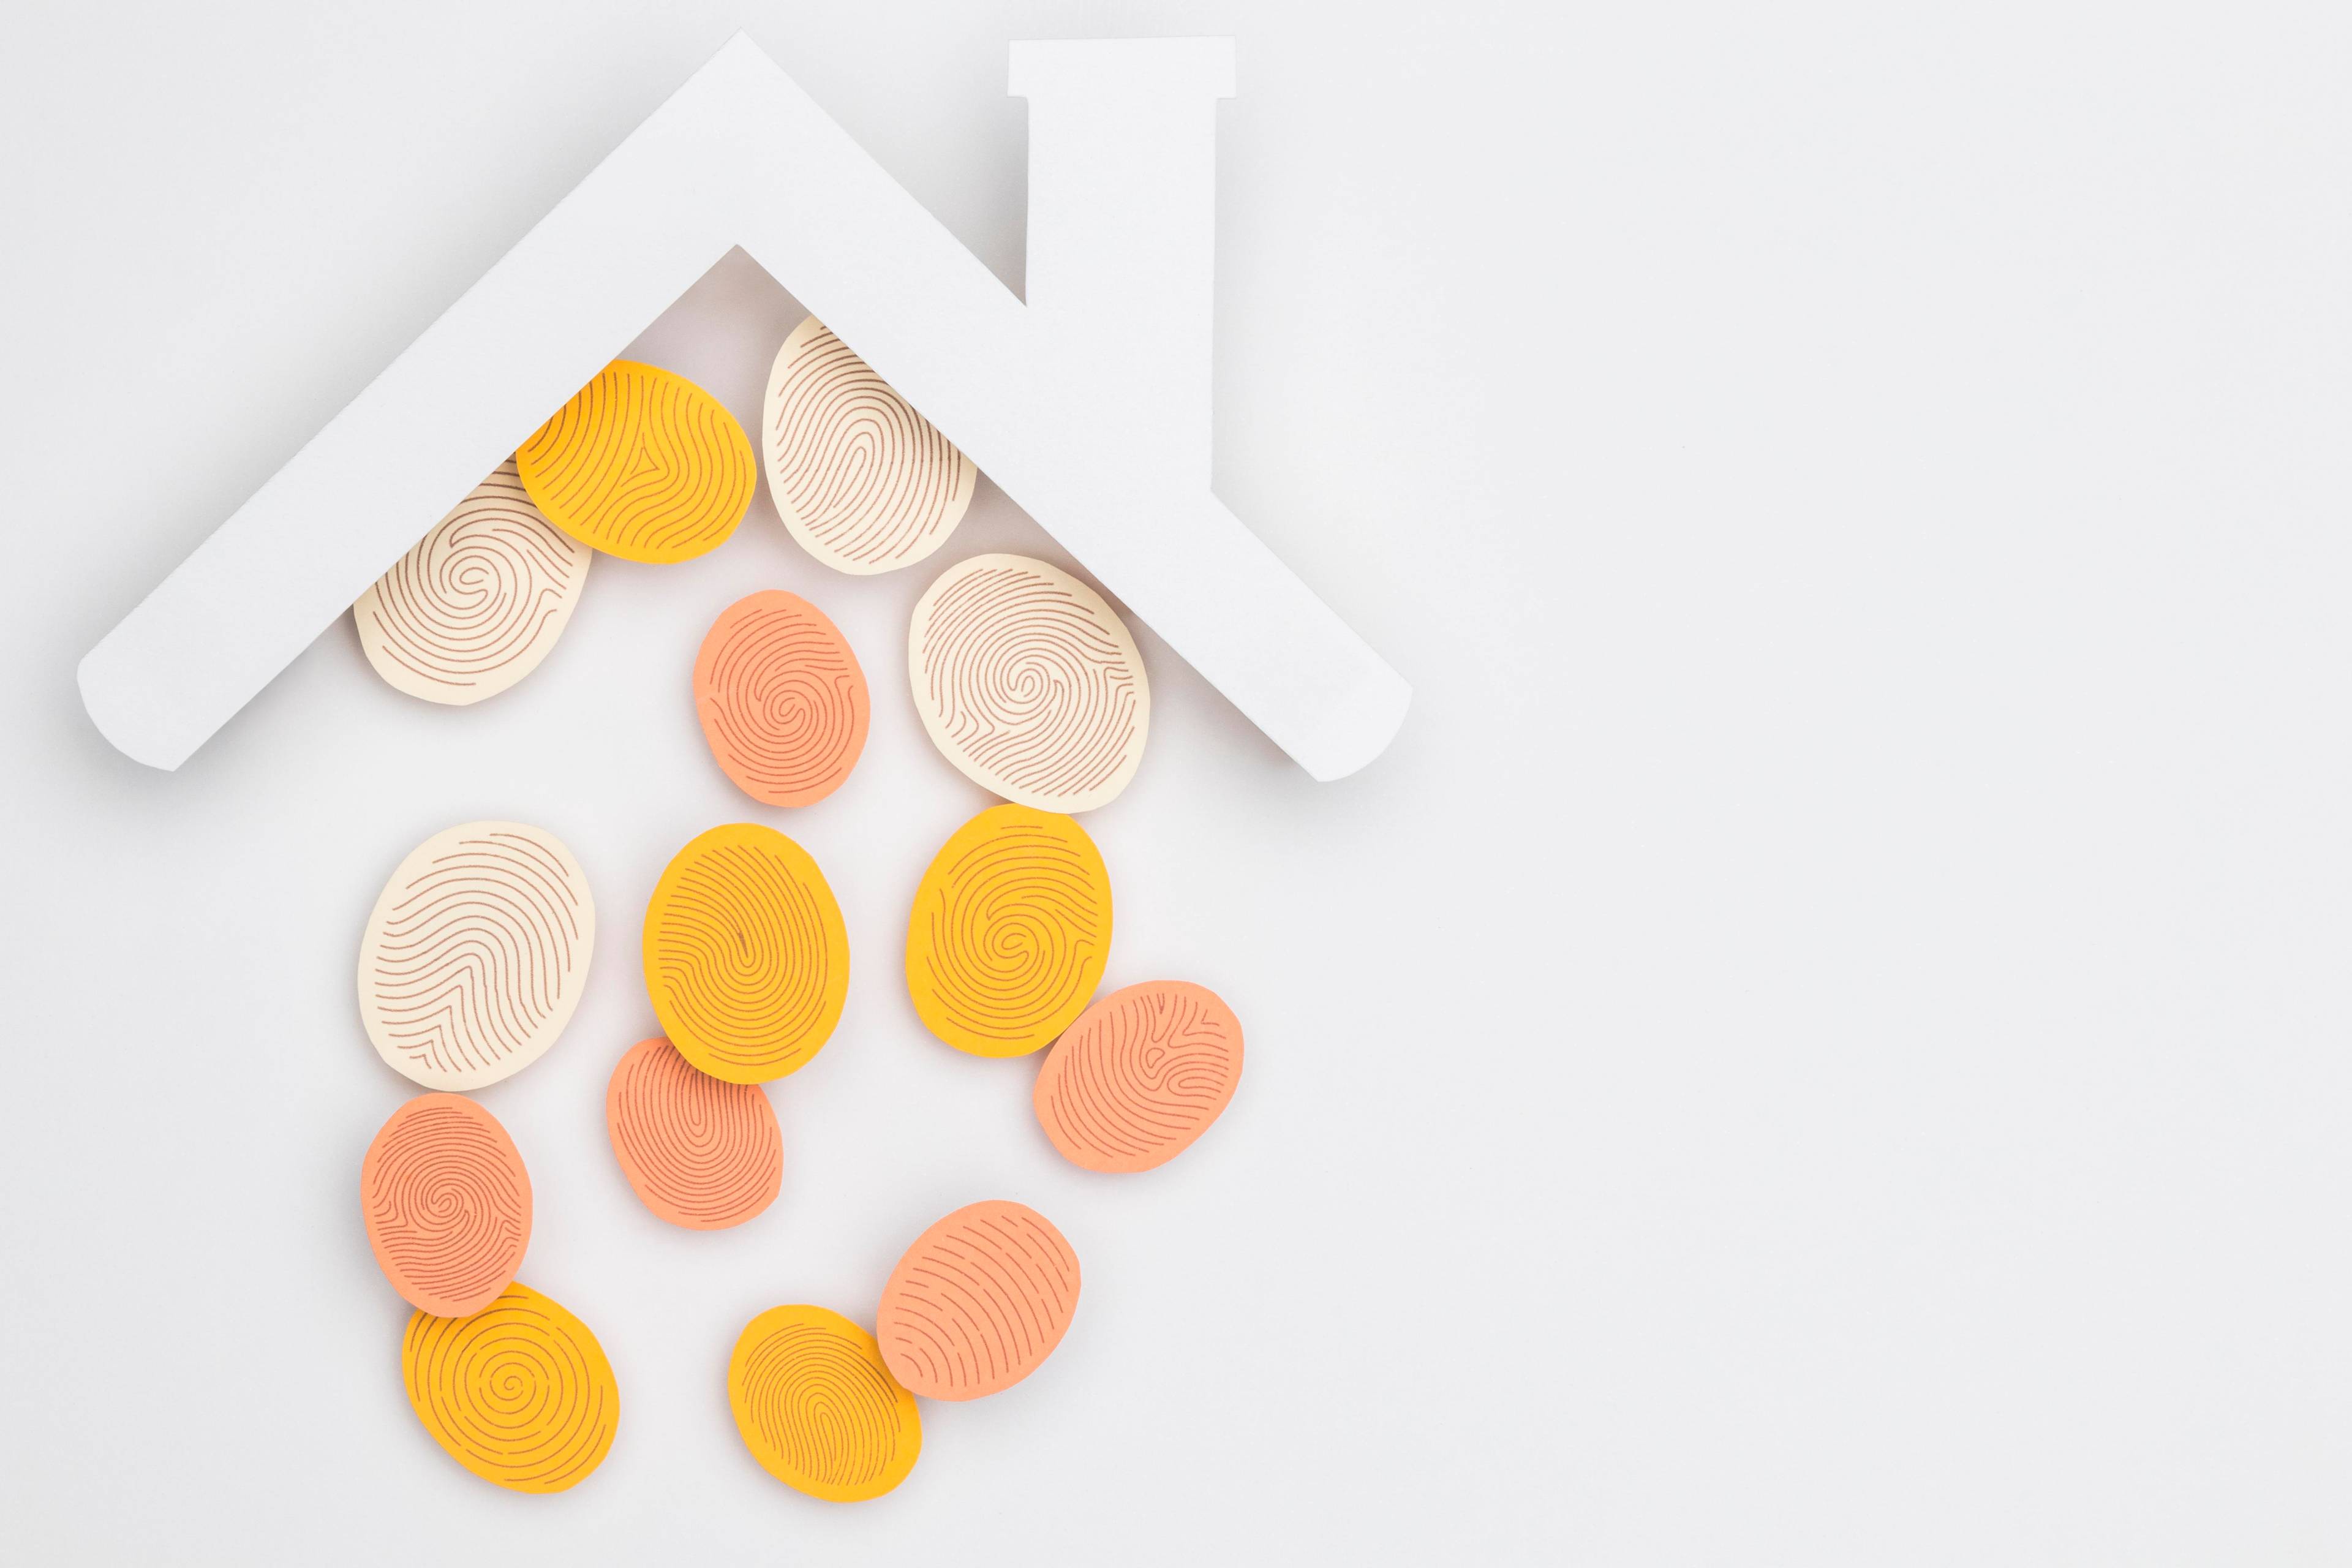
[643,823,849,1083]
[1033,981,1243,1173]
[694,590,869,807]
[606,1036,782,1228]
[875,1200,1080,1401]
[907,553,1148,812]
[353,458,592,704]
[357,821,595,1090]
[905,804,1110,1057]
[763,315,975,573]
[402,1283,619,1493]
[729,1305,922,1501]
[361,1093,533,1316]
[517,360,756,563]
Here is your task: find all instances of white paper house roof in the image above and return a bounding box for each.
[77,34,1410,780]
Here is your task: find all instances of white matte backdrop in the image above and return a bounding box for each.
[4,2,2349,1563]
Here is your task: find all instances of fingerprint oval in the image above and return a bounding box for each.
[643,824,848,1084]
[516,360,756,564]
[908,554,1149,813]
[352,458,592,704]
[905,804,1111,1058]
[358,821,595,1091]
[361,1093,533,1316]
[694,590,869,807]
[763,316,975,575]
[1034,981,1244,1174]
[728,1305,922,1501]
[606,1036,782,1229]
[876,1200,1080,1401]
[402,1283,619,1493]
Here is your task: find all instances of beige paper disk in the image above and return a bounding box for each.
[763,317,976,575]
[907,554,1150,813]
[352,459,592,704]
[358,821,595,1090]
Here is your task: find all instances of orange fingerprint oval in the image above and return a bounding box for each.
[516,360,756,564]
[403,1283,619,1493]
[876,1200,1080,1401]
[643,824,850,1084]
[694,590,870,807]
[361,1093,532,1317]
[729,1305,922,1501]
[606,1036,782,1229]
[905,804,1112,1058]
[1033,981,1244,1174]
[908,553,1150,813]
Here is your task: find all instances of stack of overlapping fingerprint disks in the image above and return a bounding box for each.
[343,327,1243,1502]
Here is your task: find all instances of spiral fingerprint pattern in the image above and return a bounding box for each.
[605,1037,782,1229]
[643,824,848,1084]
[352,459,592,704]
[402,1283,619,1493]
[1033,981,1244,1174]
[728,1305,922,1501]
[517,360,756,563]
[908,554,1149,812]
[905,804,1112,1058]
[362,1094,533,1316]
[763,316,975,574]
[358,822,595,1091]
[877,1201,1081,1401]
[694,590,869,807]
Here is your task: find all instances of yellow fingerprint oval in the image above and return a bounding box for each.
[905,804,1112,1057]
[516,360,756,564]
[643,823,849,1084]
[728,1305,921,1502]
[402,1283,619,1493]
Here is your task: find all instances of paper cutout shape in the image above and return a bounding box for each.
[643,823,848,1083]
[1032,981,1243,1174]
[876,1200,1080,1401]
[729,1305,922,1501]
[516,360,756,563]
[605,1036,782,1229]
[908,554,1148,813]
[694,590,869,807]
[402,1282,619,1493]
[763,316,976,573]
[358,821,595,1090]
[361,1093,533,1316]
[351,458,591,704]
[905,804,1111,1057]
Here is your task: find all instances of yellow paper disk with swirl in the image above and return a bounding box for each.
[402,1283,619,1493]
[905,804,1112,1057]
[517,360,756,564]
[643,823,850,1084]
[728,1305,921,1501]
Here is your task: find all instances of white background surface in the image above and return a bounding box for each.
[2,2,2348,1562]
